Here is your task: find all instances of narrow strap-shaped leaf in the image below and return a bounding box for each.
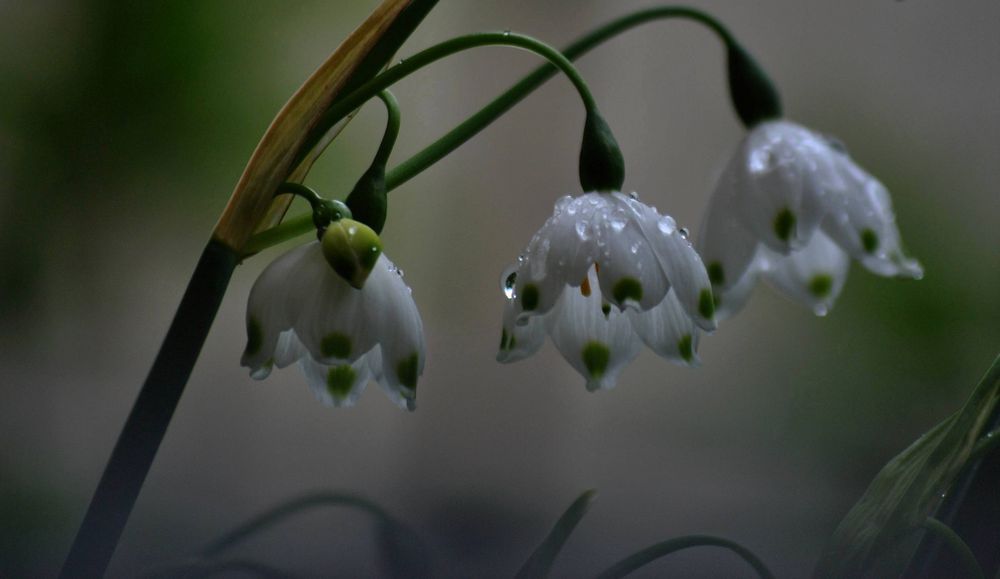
[593,535,775,579]
[515,490,597,579]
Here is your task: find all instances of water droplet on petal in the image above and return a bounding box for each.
[503,29,511,36]
[629,242,639,254]
[678,227,689,239]
[628,191,639,200]
[610,216,627,232]
[657,216,676,235]
[813,304,829,317]
[500,266,518,299]
[396,268,404,277]
[575,221,590,241]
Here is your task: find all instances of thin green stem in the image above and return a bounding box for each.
[921,517,985,579]
[201,492,396,557]
[593,535,775,579]
[373,89,401,169]
[247,7,751,253]
[300,31,599,170]
[385,6,737,191]
[277,182,324,212]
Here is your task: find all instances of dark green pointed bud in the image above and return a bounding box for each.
[345,163,388,234]
[579,108,625,192]
[321,218,382,289]
[726,42,782,128]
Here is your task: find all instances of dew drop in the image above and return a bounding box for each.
[575,221,590,241]
[610,217,626,232]
[679,227,690,239]
[813,304,829,317]
[396,267,404,277]
[500,266,518,299]
[657,216,676,235]
[503,29,511,36]
[629,242,639,254]
[628,191,639,200]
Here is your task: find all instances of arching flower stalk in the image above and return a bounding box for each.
[698,120,923,319]
[498,191,716,391]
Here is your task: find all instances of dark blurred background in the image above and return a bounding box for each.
[1,1,998,577]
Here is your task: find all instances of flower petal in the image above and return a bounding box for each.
[241,243,312,376]
[698,162,761,301]
[546,267,641,391]
[290,243,378,365]
[625,198,716,331]
[733,121,828,252]
[761,230,850,316]
[820,159,923,279]
[627,289,700,366]
[299,353,372,408]
[365,255,424,407]
[594,199,670,311]
[497,294,547,363]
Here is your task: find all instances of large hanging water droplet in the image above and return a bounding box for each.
[500,266,518,299]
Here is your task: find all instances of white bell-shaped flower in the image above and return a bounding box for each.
[698,120,923,319]
[242,241,425,410]
[498,191,714,391]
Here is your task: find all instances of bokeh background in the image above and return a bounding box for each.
[1,1,998,577]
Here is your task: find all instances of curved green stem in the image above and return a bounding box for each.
[373,89,401,169]
[277,182,325,212]
[921,517,985,579]
[248,7,761,252]
[200,492,397,557]
[592,535,775,579]
[385,6,745,191]
[301,31,599,169]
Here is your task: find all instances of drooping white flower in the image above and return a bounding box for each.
[242,241,425,410]
[698,120,923,319]
[498,191,715,391]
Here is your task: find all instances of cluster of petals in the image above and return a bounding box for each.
[497,191,716,391]
[242,241,425,410]
[698,120,923,319]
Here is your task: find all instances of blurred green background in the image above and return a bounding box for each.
[1,1,997,577]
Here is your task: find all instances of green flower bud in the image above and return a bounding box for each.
[321,218,383,289]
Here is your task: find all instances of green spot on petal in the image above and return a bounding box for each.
[601,303,611,317]
[397,353,419,391]
[326,365,356,399]
[321,332,352,359]
[521,284,540,311]
[707,261,725,286]
[774,208,796,242]
[677,334,694,362]
[698,288,715,320]
[612,277,643,304]
[809,273,834,298]
[245,317,263,357]
[861,228,879,254]
[581,341,610,379]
